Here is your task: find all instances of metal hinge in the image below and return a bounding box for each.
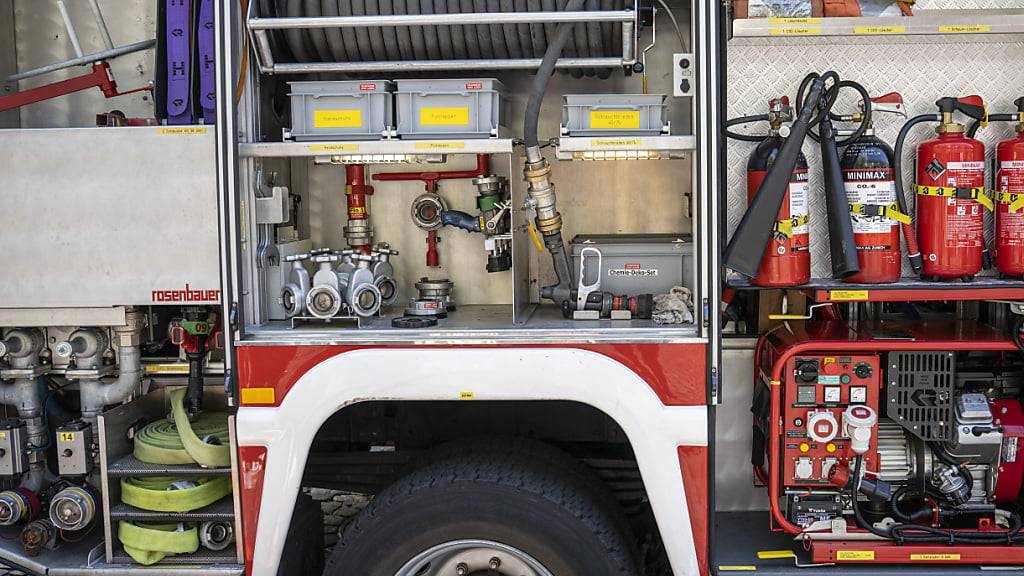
[710,366,719,403]
[702,297,710,328]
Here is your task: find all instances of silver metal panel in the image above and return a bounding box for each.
[0,306,126,327]
[717,339,769,511]
[0,126,221,308]
[726,0,1024,279]
[13,0,156,128]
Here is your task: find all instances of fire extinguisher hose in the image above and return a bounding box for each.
[893,114,937,274]
[724,114,770,142]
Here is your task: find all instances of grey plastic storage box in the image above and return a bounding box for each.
[395,79,507,139]
[288,81,394,141]
[571,234,693,296]
[562,94,668,137]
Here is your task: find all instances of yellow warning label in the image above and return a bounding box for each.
[307,143,359,152]
[854,25,906,34]
[420,107,471,126]
[718,566,757,572]
[769,17,821,24]
[589,138,643,147]
[313,109,363,129]
[939,24,990,33]
[348,206,366,215]
[59,432,76,443]
[757,550,795,560]
[158,127,208,135]
[460,391,475,400]
[770,27,822,36]
[910,554,961,561]
[822,357,836,365]
[837,551,875,561]
[414,141,467,150]
[241,387,277,405]
[829,290,870,301]
[145,364,190,374]
[589,110,641,130]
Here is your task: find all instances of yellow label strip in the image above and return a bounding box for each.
[854,25,906,35]
[770,27,821,36]
[158,127,207,135]
[829,290,870,302]
[939,24,990,33]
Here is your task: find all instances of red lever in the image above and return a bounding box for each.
[0,62,152,113]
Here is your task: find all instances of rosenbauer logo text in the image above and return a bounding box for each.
[152,284,221,303]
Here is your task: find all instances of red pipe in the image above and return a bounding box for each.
[346,164,373,254]
[761,329,1017,536]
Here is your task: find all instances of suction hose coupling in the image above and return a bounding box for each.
[523,147,562,236]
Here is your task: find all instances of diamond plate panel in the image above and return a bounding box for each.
[727,3,1024,278]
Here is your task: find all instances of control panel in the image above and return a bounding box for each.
[782,354,881,486]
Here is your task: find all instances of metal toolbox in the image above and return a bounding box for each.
[571,234,693,295]
[562,94,668,137]
[0,127,221,309]
[287,80,395,141]
[395,79,507,139]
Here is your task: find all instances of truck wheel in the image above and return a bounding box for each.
[324,442,639,576]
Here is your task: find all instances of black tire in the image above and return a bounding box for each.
[324,439,639,576]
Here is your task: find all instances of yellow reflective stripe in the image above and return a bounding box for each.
[915,184,993,211]
[996,190,1024,213]
[773,214,810,238]
[848,202,911,225]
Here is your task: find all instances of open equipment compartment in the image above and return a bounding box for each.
[235,0,704,343]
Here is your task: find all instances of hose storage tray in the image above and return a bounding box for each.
[287,80,395,141]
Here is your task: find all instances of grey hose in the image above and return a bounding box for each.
[524,0,585,148]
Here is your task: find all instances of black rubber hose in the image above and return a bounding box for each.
[284,0,315,61]
[336,0,363,61]
[392,0,416,59]
[305,0,334,60]
[894,113,940,274]
[560,0,583,77]
[575,0,593,77]
[321,0,351,61]
[586,0,603,78]
[434,0,455,60]
[379,0,402,61]
[527,0,546,57]
[968,113,1018,138]
[524,0,586,148]
[459,0,481,60]
[472,0,494,58]
[597,0,614,79]
[514,0,533,58]
[724,113,770,142]
[365,0,390,62]
[446,0,468,59]
[418,0,440,60]
[500,0,523,59]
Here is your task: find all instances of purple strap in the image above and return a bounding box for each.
[166,0,192,125]
[198,0,216,124]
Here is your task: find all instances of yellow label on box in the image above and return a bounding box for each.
[770,27,821,36]
[241,387,277,405]
[854,25,906,34]
[837,551,875,561]
[158,127,208,135]
[414,141,466,150]
[420,107,470,126]
[939,24,990,33]
[590,138,642,147]
[59,432,76,443]
[313,109,363,129]
[910,554,961,561]
[829,289,869,301]
[307,143,359,152]
[770,17,821,24]
[589,110,641,130]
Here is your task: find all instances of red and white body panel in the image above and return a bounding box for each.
[234,343,712,576]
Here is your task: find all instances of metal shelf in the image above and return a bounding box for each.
[731,9,1024,39]
[727,275,1024,303]
[110,497,235,522]
[107,454,232,478]
[239,137,515,160]
[555,135,696,160]
[110,545,240,566]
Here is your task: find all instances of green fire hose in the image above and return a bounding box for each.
[118,388,233,565]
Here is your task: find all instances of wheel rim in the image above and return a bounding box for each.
[395,539,554,576]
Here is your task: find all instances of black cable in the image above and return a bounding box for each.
[723,113,770,142]
[1013,316,1024,355]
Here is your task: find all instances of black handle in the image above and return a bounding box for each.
[819,113,860,278]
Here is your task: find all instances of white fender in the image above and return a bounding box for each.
[236,347,708,576]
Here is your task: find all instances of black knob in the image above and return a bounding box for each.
[679,57,691,69]
[679,79,691,94]
[796,360,819,383]
[853,362,873,379]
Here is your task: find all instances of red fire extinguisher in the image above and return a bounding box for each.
[894,96,990,281]
[995,97,1024,277]
[841,93,909,284]
[727,98,811,287]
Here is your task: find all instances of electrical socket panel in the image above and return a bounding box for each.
[673,53,695,97]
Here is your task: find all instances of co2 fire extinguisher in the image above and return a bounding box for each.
[894,96,990,281]
[725,98,811,287]
[841,92,910,284]
[988,98,1024,278]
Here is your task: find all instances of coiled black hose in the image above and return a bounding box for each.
[272,0,625,77]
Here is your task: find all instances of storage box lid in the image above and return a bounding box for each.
[395,78,508,94]
[288,80,395,95]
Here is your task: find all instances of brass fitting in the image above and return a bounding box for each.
[936,112,964,134]
[523,153,563,236]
